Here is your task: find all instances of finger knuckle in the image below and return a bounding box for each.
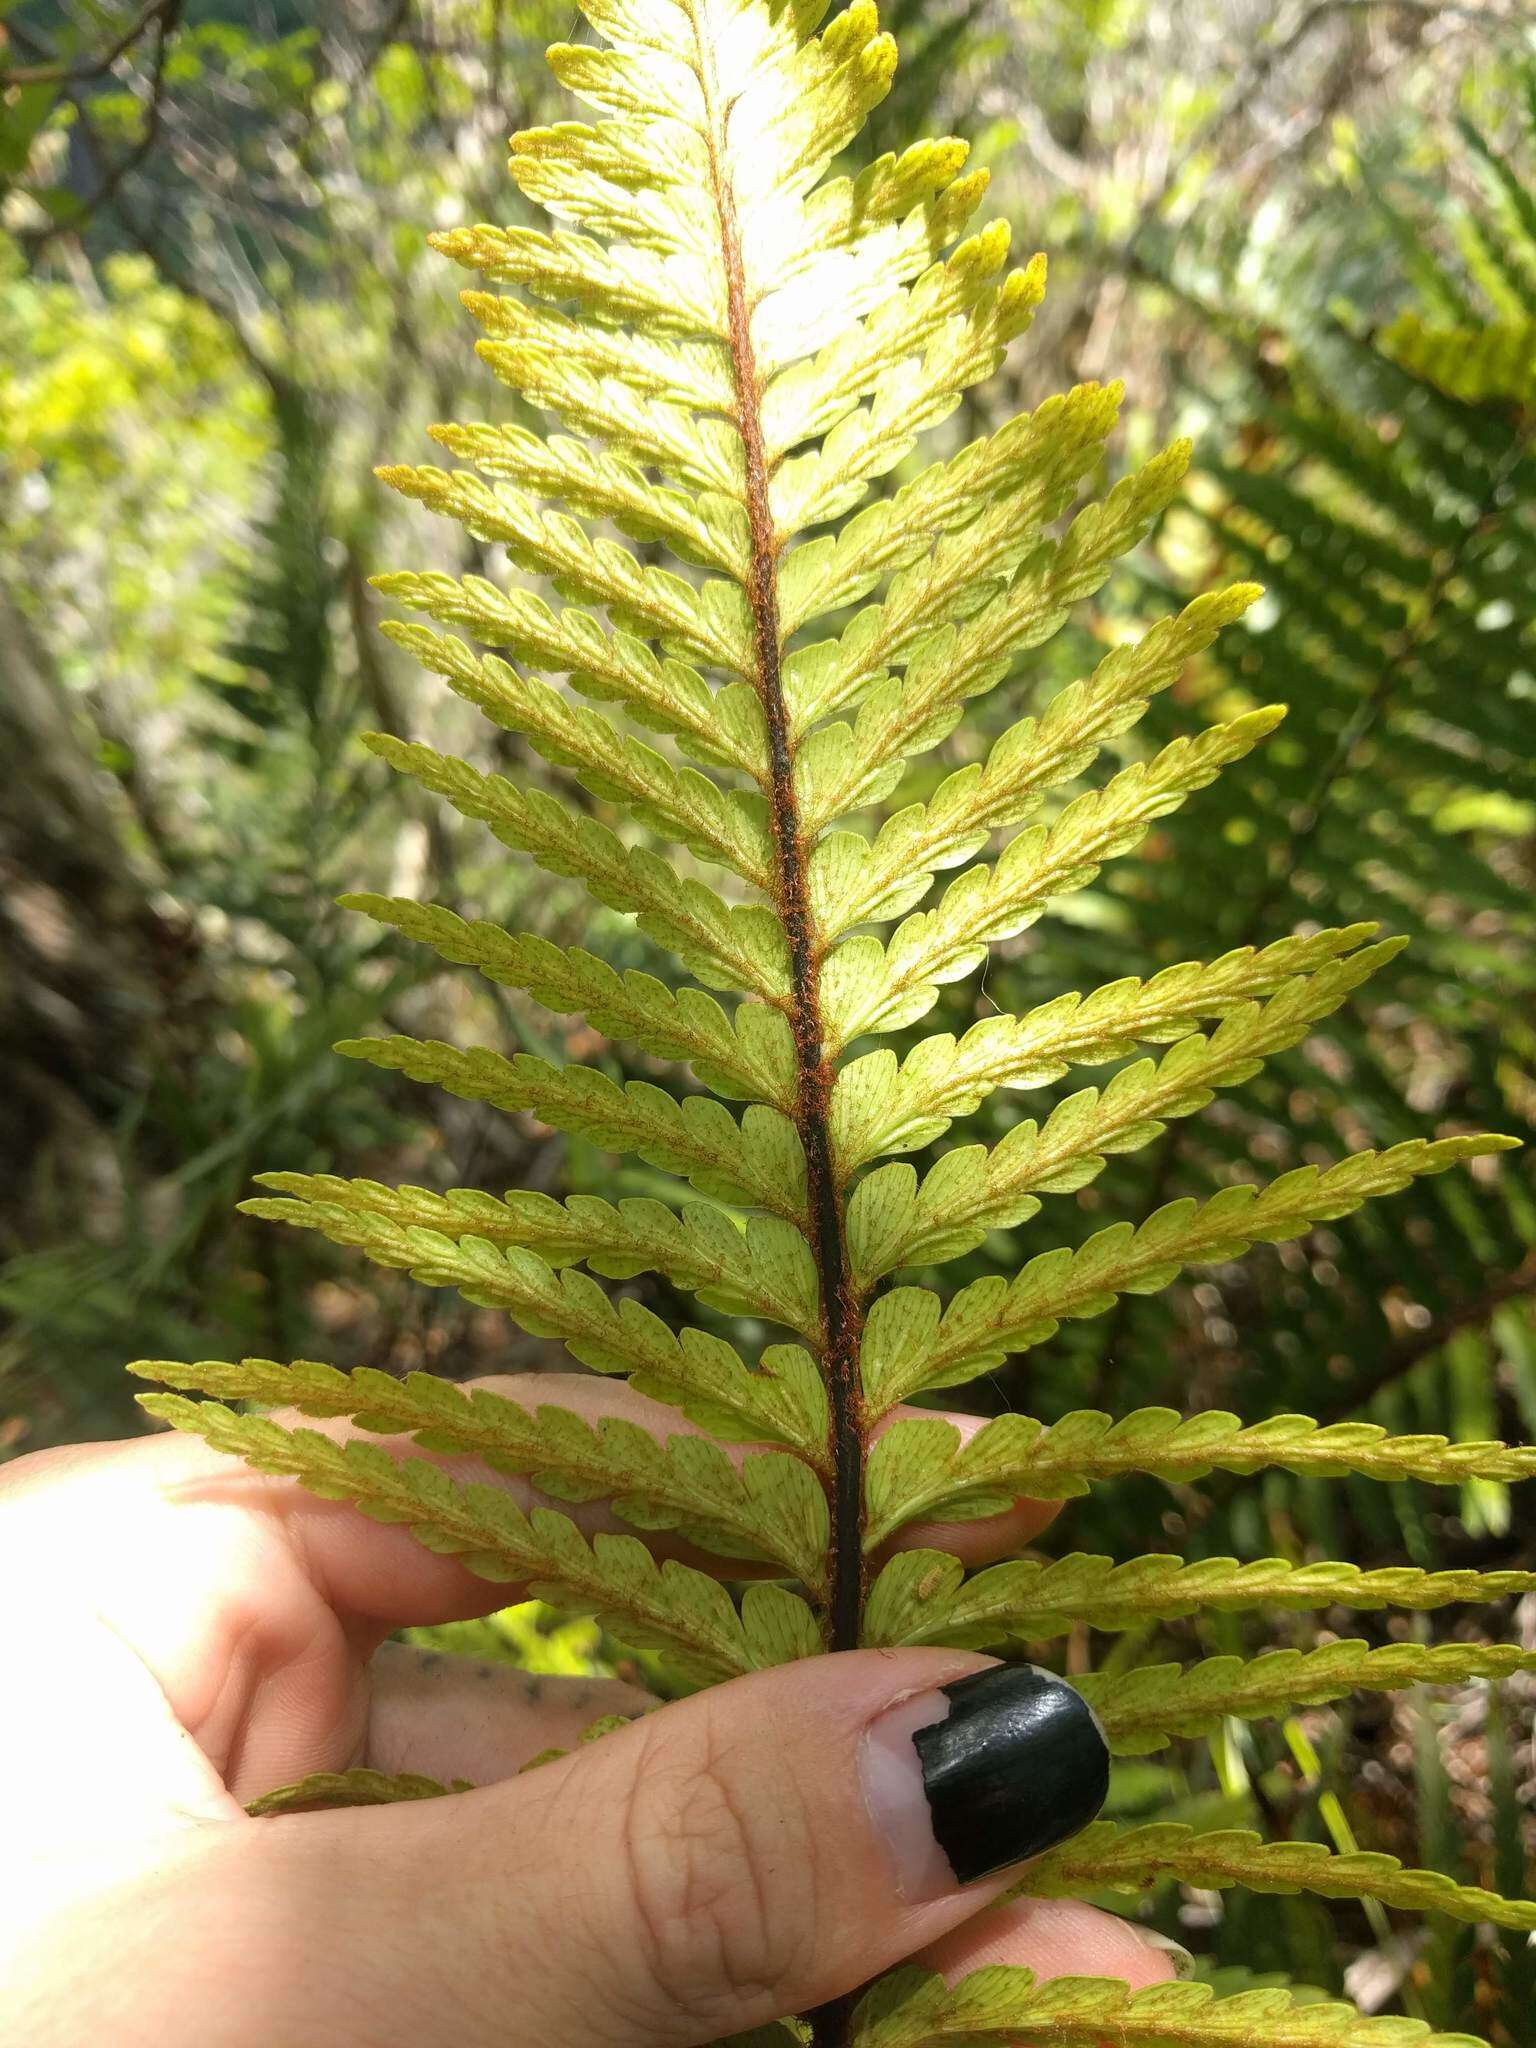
[614,1708,819,2034]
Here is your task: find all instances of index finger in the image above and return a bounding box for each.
[0,1373,1059,1739]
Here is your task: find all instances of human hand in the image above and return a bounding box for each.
[1,1376,1183,2046]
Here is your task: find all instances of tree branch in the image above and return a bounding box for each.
[20,0,185,256]
[0,0,180,86]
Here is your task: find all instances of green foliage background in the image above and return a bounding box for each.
[2,0,1533,2032]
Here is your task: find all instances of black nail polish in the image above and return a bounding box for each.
[911,1664,1110,1884]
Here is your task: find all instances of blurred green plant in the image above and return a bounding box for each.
[0,5,581,1445]
[406,1599,614,1676]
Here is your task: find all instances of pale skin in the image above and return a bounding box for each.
[0,1374,1176,2046]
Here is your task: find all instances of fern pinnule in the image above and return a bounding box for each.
[1012,1823,1536,1933]
[861,1406,1536,1542]
[132,2,1531,2041]
[864,1548,1536,1646]
[246,1769,472,1817]
[850,1965,1488,2047]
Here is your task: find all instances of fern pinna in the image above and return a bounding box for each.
[133,3,1533,2044]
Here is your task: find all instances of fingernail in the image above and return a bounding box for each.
[1127,1926,1196,1980]
[861,1664,1110,1895]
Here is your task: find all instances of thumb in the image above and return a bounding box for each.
[215,1650,1111,2048]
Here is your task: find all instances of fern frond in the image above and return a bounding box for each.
[132,1363,828,1583]
[784,406,1183,738]
[861,1138,1516,1411]
[807,585,1261,919]
[831,924,1384,1171]
[248,1769,471,1816]
[848,942,1403,1282]
[144,13,1531,2044]
[1012,1821,1536,1932]
[1077,1639,1536,1755]
[469,338,742,505]
[383,576,769,772]
[463,287,734,420]
[1379,309,1535,405]
[862,1548,1536,1646]
[134,1396,780,1681]
[378,475,751,675]
[504,126,717,267]
[759,133,981,289]
[768,263,1043,535]
[862,1408,1536,1545]
[190,1189,824,1449]
[762,226,1039,458]
[376,554,744,706]
[776,353,1093,633]
[337,901,796,1108]
[335,1037,808,1224]
[774,268,1064,548]
[851,1964,1486,2047]
[243,1174,820,1338]
[363,734,789,997]
[752,172,996,380]
[823,707,1285,1050]
[426,419,749,576]
[432,218,728,341]
[380,581,766,775]
[369,622,767,877]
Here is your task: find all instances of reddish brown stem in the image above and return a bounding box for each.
[689,8,866,1659]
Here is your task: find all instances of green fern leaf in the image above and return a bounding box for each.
[462,284,735,420]
[863,1407,1536,1544]
[132,1362,828,1585]
[424,420,750,575]
[851,1963,1486,2046]
[848,941,1403,1282]
[862,1138,1517,1412]
[376,477,754,678]
[128,9,1534,2045]
[135,1396,781,1681]
[336,902,797,1107]
[370,620,768,877]
[335,1037,808,1223]
[831,923,1385,1171]
[823,707,1286,1049]
[432,218,727,342]
[808,585,1260,925]
[1012,1821,1536,1932]
[247,1769,472,1817]
[1379,308,1535,404]
[151,1219,823,1451]
[380,517,765,770]
[779,379,1114,643]
[862,1548,1536,1647]
[764,224,1040,458]
[243,1174,819,1338]
[363,733,790,997]
[1078,1639,1536,1755]
[784,410,1183,737]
